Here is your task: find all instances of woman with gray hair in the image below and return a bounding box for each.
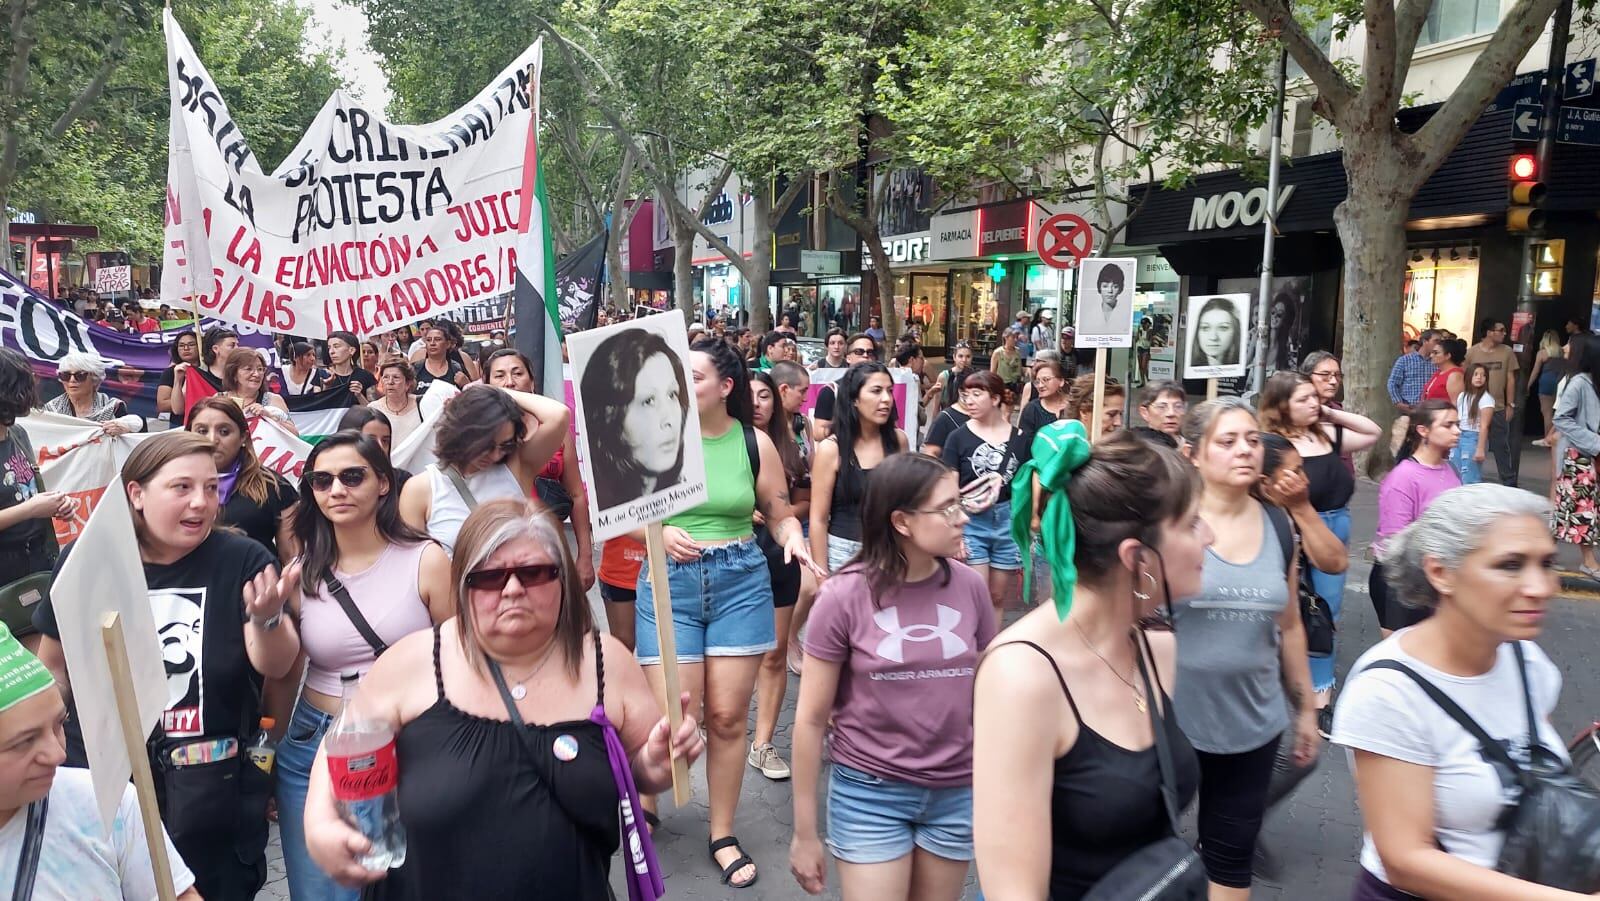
[302,497,703,899]
[1332,484,1580,900]
[43,351,145,435]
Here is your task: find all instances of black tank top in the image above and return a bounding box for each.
[1005,640,1200,901]
[371,627,620,900]
[828,446,876,542]
[1302,425,1354,511]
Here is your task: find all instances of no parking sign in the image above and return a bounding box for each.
[1037,213,1094,270]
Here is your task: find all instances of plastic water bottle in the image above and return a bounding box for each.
[247,717,277,774]
[325,672,407,870]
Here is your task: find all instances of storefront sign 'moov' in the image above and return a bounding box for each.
[1188,185,1296,232]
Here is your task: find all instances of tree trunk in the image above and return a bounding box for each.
[1333,137,1410,479]
[672,218,697,325]
[605,149,636,312]
[747,190,775,335]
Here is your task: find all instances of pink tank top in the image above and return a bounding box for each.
[299,541,434,695]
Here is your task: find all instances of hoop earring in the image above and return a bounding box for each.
[1133,571,1159,602]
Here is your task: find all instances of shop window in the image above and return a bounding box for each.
[910,274,948,349]
[1419,0,1501,47]
[950,268,1001,358]
[1403,246,1480,342]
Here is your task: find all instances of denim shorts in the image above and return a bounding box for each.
[635,538,775,663]
[962,500,1020,570]
[828,534,862,572]
[826,763,975,864]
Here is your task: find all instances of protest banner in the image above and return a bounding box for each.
[162,9,550,341]
[23,411,150,545]
[567,314,707,805]
[93,265,133,295]
[247,414,313,480]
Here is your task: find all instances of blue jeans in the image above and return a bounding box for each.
[1308,507,1350,692]
[635,537,775,664]
[825,763,975,864]
[1451,431,1483,484]
[275,697,358,901]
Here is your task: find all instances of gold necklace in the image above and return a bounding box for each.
[1072,621,1146,713]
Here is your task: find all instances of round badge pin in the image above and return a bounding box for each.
[553,734,579,762]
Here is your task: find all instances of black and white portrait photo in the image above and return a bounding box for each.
[568,312,708,539]
[1074,258,1137,348]
[1185,293,1251,379]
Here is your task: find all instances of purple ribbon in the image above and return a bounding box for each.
[590,703,665,901]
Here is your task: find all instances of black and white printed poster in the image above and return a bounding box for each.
[568,312,707,540]
[1185,293,1251,379]
[1074,258,1137,349]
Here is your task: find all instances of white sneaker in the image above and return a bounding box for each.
[747,742,791,780]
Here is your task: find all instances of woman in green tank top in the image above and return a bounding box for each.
[633,338,821,889]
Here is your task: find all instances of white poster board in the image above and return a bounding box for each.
[93,265,132,294]
[1073,258,1137,349]
[1185,293,1251,379]
[568,313,707,541]
[50,486,165,828]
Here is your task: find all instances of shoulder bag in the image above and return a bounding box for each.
[323,574,388,657]
[1363,643,1600,892]
[1266,504,1334,657]
[11,795,47,901]
[1080,632,1207,901]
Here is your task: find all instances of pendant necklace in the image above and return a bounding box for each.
[505,641,559,700]
[1072,621,1147,713]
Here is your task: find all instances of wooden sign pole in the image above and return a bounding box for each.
[1090,348,1107,443]
[1206,378,1219,401]
[101,612,178,901]
[643,523,692,807]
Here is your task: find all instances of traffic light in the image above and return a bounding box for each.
[1507,153,1546,233]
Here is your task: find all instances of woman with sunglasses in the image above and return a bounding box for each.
[221,348,296,433]
[159,330,202,418]
[974,425,1207,900]
[399,383,570,555]
[791,453,995,900]
[188,396,299,564]
[1176,398,1319,900]
[271,432,452,901]
[32,431,302,901]
[304,498,703,898]
[43,351,146,435]
[483,348,596,589]
[810,361,908,575]
[809,333,881,442]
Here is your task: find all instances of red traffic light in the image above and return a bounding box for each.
[1511,154,1537,180]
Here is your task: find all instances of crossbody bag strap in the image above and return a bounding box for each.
[11,795,48,901]
[323,574,388,657]
[1511,642,1541,754]
[1362,659,1521,775]
[1133,630,1182,834]
[442,466,478,507]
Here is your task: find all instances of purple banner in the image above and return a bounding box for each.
[0,266,275,419]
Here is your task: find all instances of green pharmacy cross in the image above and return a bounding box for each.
[987,261,1007,281]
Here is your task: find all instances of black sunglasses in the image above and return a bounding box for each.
[464,564,562,592]
[306,466,371,492]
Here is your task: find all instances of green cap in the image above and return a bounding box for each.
[0,622,55,714]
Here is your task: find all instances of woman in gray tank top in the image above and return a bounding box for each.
[1176,398,1319,900]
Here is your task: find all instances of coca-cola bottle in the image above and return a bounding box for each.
[325,672,407,870]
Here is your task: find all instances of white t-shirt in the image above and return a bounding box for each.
[0,768,196,900]
[1456,391,1493,433]
[1332,634,1567,884]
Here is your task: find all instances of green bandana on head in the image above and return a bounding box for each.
[0,621,55,714]
[1011,419,1093,621]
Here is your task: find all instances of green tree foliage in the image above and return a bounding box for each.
[1,0,341,263]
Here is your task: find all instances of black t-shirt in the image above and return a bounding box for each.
[1018,399,1065,462]
[941,421,1027,505]
[36,530,276,741]
[413,359,465,393]
[158,364,178,390]
[922,408,969,453]
[0,427,47,551]
[221,470,297,559]
[322,367,377,400]
[813,384,836,424]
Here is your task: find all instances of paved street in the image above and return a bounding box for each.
[260,462,1600,900]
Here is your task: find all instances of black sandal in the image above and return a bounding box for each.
[708,835,758,888]
[642,810,660,833]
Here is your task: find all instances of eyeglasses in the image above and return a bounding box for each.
[1311,370,1342,381]
[465,564,562,591]
[913,501,968,525]
[58,371,92,382]
[847,348,875,358]
[306,466,371,492]
[1146,402,1186,414]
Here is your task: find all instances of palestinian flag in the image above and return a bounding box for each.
[182,367,218,418]
[284,390,354,443]
[512,45,563,401]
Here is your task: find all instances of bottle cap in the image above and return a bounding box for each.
[260,717,275,730]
